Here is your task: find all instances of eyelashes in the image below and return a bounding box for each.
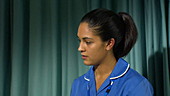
[85,41,92,45]
[77,39,93,45]
[77,37,94,45]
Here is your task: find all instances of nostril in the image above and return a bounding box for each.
[78,47,85,52]
[80,50,84,53]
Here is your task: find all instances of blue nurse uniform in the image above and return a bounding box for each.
[71,58,154,96]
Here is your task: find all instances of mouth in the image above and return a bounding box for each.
[81,55,88,59]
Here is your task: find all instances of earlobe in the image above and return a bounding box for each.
[106,38,115,50]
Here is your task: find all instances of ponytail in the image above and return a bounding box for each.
[116,12,138,59]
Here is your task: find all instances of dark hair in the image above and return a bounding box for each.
[80,8,138,59]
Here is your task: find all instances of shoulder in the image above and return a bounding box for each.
[126,68,145,83]
[72,74,86,88]
[71,74,87,96]
[71,66,93,95]
[122,68,154,95]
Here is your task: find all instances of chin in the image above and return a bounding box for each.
[84,63,93,66]
[83,61,94,66]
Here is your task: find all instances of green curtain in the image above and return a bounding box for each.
[0,0,169,96]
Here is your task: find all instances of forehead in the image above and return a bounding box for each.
[77,22,94,38]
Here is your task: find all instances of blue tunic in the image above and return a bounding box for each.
[71,58,154,96]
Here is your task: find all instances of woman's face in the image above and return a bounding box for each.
[77,22,108,66]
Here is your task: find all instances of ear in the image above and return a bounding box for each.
[105,38,115,51]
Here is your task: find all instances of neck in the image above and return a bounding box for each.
[94,55,117,77]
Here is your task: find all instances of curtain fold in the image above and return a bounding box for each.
[0,0,12,96]
[0,0,169,96]
[144,0,168,96]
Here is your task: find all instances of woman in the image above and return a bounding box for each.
[71,8,153,96]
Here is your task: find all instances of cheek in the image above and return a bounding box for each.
[84,51,105,66]
[91,44,106,55]
[88,46,106,61]
[93,50,106,60]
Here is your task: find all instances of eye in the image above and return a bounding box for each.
[86,41,92,45]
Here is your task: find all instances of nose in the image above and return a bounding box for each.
[78,42,85,52]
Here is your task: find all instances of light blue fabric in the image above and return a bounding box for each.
[71,58,154,96]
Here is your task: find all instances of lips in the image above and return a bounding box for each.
[81,55,88,59]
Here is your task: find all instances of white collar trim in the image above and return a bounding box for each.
[110,63,130,80]
[84,76,90,81]
[84,63,130,81]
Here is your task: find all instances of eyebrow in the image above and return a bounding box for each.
[77,36,93,40]
[82,37,93,40]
